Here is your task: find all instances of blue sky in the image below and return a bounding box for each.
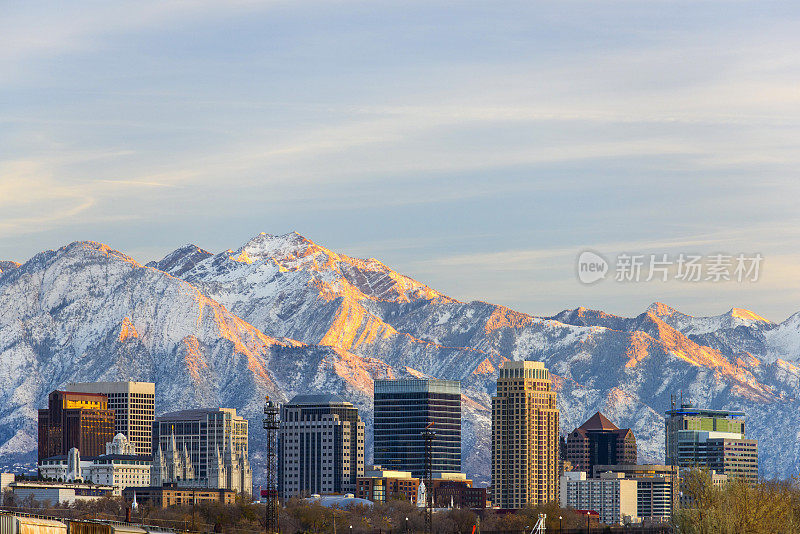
[3,1,800,321]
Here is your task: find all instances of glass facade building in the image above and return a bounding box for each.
[64,381,155,456]
[373,379,461,478]
[37,391,115,460]
[665,404,758,483]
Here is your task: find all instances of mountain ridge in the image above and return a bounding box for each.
[1,234,800,483]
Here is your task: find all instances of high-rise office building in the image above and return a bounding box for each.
[491,360,559,509]
[38,391,115,460]
[64,382,155,456]
[665,404,758,483]
[565,412,637,475]
[151,408,252,494]
[278,394,365,499]
[373,379,461,478]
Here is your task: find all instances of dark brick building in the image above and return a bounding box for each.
[565,412,636,475]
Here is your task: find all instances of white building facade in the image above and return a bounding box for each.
[38,438,151,496]
[560,471,638,525]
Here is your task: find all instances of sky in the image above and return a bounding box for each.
[2,0,800,321]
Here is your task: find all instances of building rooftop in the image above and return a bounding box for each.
[305,494,374,508]
[93,454,152,462]
[592,464,678,478]
[122,485,235,492]
[579,412,620,431]
[374,379,461,394]
[499,360,545,369]
[53,391,108,398]
[11,480,114,489]
[287,393,352,406]
[65,381,155,393]
[363,468,415,479]
[39,454,98,462]
[155,408,240,421]
[665,404,745,418]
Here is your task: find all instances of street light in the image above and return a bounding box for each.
[559,515,562,534]
[405,517,409,534]
[586,511,590,534]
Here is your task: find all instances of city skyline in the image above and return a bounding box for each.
[24,372,764,520]
[3,1,796,526]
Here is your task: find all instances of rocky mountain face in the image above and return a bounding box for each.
[0,261,20,274]
[1,233,799,485]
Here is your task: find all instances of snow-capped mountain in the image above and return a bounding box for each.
[2,233,800,484]
[0,242,411,473]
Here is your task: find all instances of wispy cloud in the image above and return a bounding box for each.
[3,0,800,320]
[0,1,285,65]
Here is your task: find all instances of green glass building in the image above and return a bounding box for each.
[665,404,758,483]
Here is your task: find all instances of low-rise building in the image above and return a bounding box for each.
[593,464,679,523]
[7,481,113,505]
[356,468,420,504]
[38,440,151,496]
[122,484,236,507]
[87,455,151,495]
[560,471,638,525]
[430,473,486,509]
[1,473,15,505]
[38,453,90,482]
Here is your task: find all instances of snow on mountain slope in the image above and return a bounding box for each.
[763,312,800,364]
[0,241,417,476]
[146,244,212,277]
[644,302,800,366]
[647,301,774,335]
[3,235,800,482]
[152,233,800,479]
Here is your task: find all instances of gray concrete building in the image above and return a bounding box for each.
[278,394,365,499]
[152,408,252,495]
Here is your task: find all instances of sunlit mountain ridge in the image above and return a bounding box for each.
[1,233,800,483]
